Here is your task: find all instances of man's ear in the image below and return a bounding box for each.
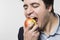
[48,5,52,12]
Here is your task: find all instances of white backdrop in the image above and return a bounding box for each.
[0,0,60,40]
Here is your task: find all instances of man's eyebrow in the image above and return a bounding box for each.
[23,2,40,7]
[30,2,40,5]
[23,4,28,7]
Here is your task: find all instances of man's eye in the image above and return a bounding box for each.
[32,4,39,8]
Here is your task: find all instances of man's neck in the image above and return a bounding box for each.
[43,13,58,36]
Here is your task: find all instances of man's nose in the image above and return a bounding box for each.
[26,7,33,16]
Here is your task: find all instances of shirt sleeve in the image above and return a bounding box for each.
[18,27,24,40]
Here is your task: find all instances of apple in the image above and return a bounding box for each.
[24,18,36,28]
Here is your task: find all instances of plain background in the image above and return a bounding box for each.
[0,0,60,40]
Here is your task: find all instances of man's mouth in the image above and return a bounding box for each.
[33,17,38,22]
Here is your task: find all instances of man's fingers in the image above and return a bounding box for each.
[32,31,39,37]
[30,25,39,32]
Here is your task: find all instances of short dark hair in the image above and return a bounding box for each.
[42,0,54,13]
[22,0,55,15]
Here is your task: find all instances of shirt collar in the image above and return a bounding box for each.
[50,14,60,36]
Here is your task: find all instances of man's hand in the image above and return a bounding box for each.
[24,23,40,40]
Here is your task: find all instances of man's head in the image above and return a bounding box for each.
[22,0,54,13]
[22,0,54,30]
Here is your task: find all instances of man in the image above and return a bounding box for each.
[18,0,60,40]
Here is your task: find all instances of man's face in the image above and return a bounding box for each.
[23,0,51,30]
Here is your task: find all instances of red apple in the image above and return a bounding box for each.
[24,18,36,28]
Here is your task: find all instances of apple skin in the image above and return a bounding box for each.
[24,18,36,28]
